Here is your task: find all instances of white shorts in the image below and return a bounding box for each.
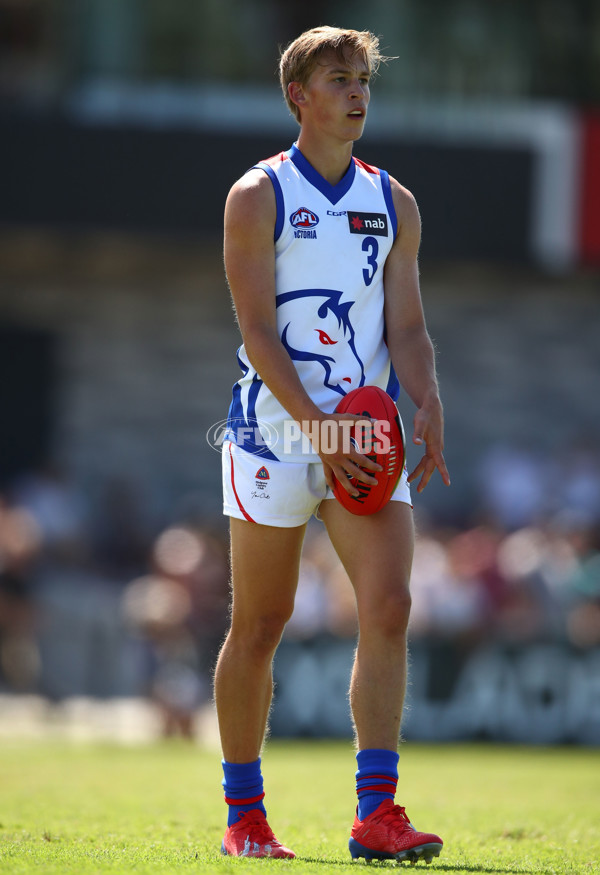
[222,440,411,528]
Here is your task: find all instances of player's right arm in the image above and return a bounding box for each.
[224,169,323,428]
[224,170,380,494]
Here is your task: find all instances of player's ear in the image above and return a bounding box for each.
[288,81,306,110]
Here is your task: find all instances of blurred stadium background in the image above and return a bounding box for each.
[0,0,599,745]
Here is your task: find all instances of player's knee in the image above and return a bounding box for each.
[384,588,412,634]
[238,606,294,657]
[362,588,412,638]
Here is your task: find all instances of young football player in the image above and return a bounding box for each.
[215,25,450,861]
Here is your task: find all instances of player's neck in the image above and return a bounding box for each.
[295,131,354,186]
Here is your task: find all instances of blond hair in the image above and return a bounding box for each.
[279,26,387,123]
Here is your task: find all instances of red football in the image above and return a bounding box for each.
[332,386,405,515]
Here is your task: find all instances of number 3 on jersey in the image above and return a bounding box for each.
[362,236,379,286]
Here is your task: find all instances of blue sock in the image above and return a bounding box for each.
[356,748,399,821]
[222,758,266,827]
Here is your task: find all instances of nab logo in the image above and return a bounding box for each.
[290,207,319,228]
[347,212,388,237]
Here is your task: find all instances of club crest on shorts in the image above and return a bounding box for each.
[255,465,270,491]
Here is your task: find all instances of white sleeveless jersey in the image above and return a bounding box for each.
[226,142,400,463]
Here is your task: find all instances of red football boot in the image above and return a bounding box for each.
[221,809,296,858]
[349,799,443,864]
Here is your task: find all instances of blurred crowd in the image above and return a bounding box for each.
[0,462,230,735]
[0,437,599,735]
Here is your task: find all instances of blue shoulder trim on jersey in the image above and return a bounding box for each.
[380,170,398,239]
[253,162,285,242]
[287,143,355,205]
[385,362,401,401]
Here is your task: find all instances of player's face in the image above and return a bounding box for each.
[299,50,371,142]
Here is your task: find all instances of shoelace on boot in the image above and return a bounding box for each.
[234,812,279,844]
[378,804,413,828]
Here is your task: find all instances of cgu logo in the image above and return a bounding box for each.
[290,207,319,228]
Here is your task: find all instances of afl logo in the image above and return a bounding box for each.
[290,207,319,229]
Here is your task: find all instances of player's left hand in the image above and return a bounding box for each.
[407,399,451,493]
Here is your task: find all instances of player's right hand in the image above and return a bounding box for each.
[306,413,382,497]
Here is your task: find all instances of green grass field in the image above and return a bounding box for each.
[0,739,598,874]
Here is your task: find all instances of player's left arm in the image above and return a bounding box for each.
[383,177,451,493]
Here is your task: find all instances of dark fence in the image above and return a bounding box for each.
[271,637,600,745]
[1,114,533,263]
